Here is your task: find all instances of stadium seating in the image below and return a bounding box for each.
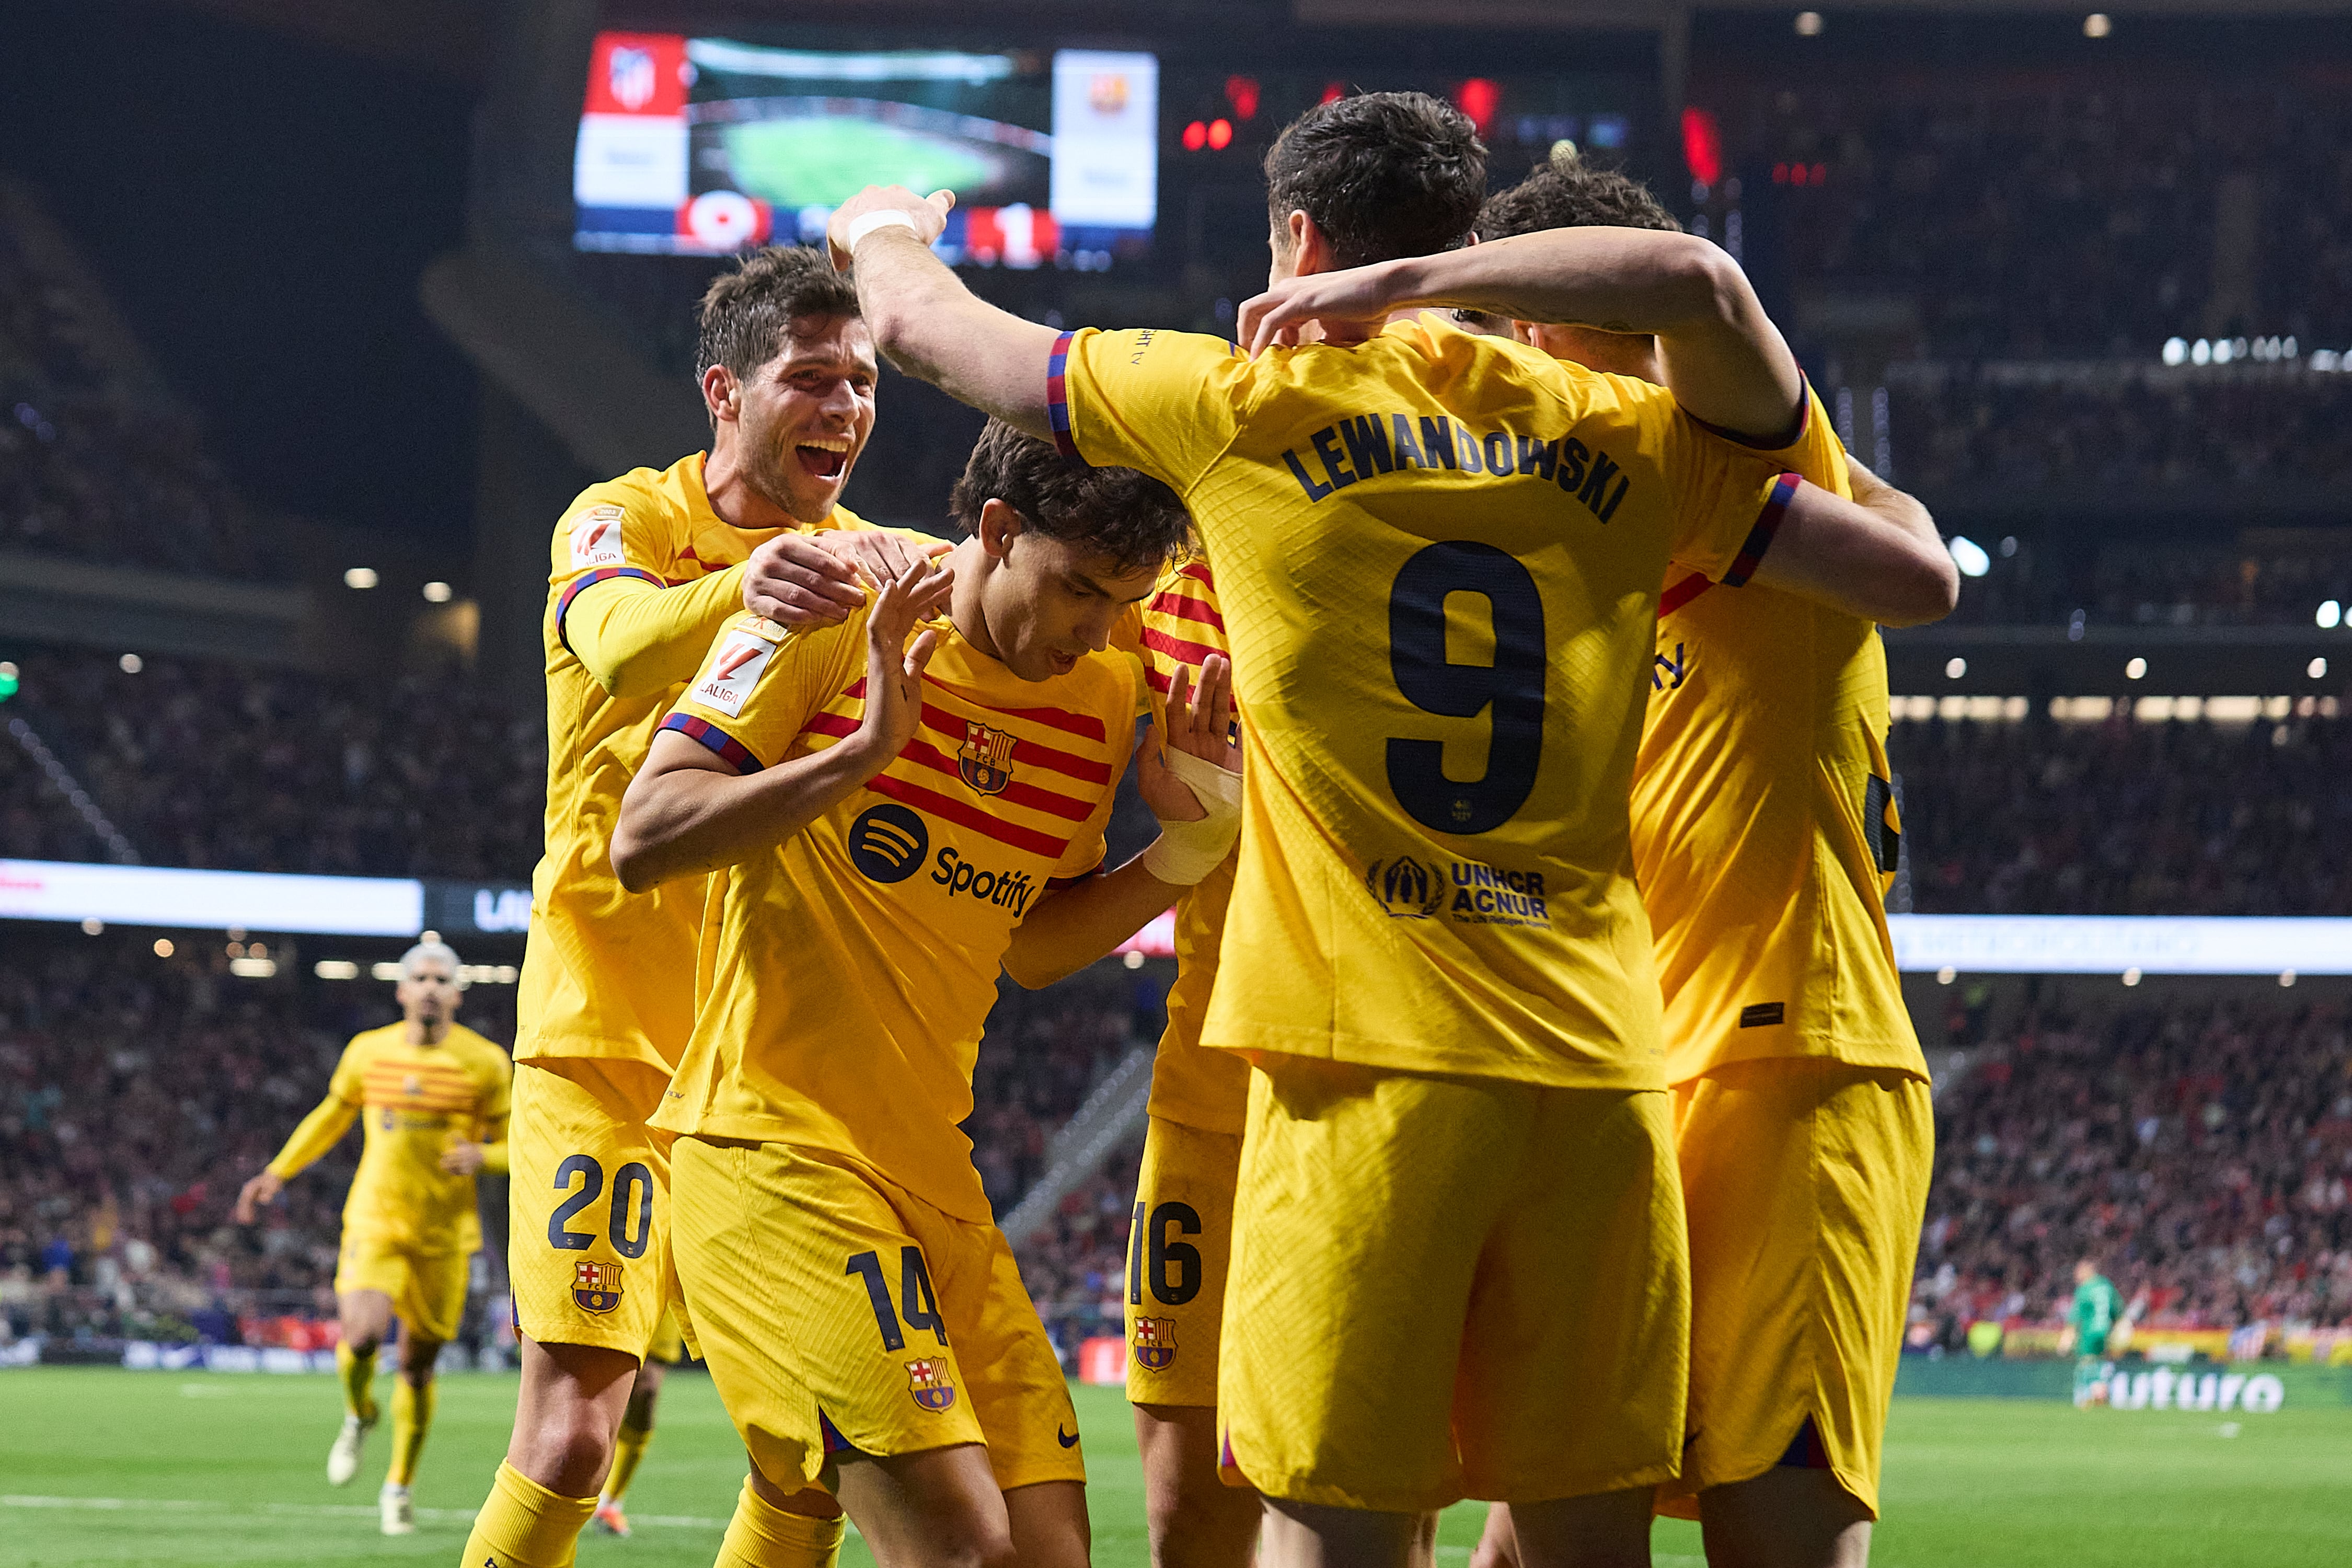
[1917,994,2352,1341]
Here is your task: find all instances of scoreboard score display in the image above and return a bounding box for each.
[573,31,1157,268]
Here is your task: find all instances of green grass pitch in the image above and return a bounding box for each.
[5,1368,2348,1566]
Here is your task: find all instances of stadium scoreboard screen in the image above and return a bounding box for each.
[574,31,1156,268]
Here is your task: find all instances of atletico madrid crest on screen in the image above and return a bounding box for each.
[905,1357,959,1412]
[572,1260,623,1315]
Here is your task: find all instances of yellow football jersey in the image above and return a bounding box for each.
[521,452,867,1073]
[1055,317,1794,1090]
[648,606,1136,1221]
[297,1023,511,1254]
[1633,388,1926,1085]
[1109,560,1250,1136]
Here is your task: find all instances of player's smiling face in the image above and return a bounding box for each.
[729,314,879,525]
[968,500,1157,683]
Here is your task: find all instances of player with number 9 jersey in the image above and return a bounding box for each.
[1052,315,1802,1511]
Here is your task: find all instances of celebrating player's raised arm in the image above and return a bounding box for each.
[1239,226,1804,444]
[823,187,1063,442]
[1001,656,1242,989]
[610,557,953,891]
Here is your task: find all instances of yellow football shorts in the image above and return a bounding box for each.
[672,1136,1085,1495]
[509,1057,678,1358]
[1219,1058,1689,1513]
[1658,1058,1934,1519]
[335,1235,470,1344]
[1124,1116,1241,1409]
[646,1305,686,1366]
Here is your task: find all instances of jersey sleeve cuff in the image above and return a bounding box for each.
[555,567,664,654]
[1046,330,1084,464]
[1721,473,1801,589]
[1688,373,1813,453]
[659,712,765,774]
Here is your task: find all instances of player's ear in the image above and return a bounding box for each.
[701,363,739,424]
[1289,210,1333,277]
[976,497,1025,561]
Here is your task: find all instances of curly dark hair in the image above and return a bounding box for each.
[1474,147,1683,241]
[695,245,860,384]
[1264,91,1487,270]
[948,420,1190,577]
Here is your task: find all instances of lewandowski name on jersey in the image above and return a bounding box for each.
[1279,411,1635,525]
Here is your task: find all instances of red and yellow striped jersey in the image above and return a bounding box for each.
[1633,386,1925,1085]
[649,608,1136,1221]
[1111,560,1249,1136]
[522,452,869,1077]
[301,1023,510,1254]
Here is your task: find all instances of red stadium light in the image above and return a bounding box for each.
[1182,119,1208,152]
[1207,118,1233,151]
[1320,82,1346,106]
[1791,163,1808,186]
[1454,78,1501,138]
[1225,75,1261,120]
[1681,106,1724,188]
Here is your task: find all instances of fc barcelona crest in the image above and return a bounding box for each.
[1132,1316,1178,1371]
[905,1357,958,1412]
[956,722,1017,797]
[572,1260,624,1315]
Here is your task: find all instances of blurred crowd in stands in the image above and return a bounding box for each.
[1895,711,2352,916]
[1916,995,2352,1341]
[0,187,270,579]
[3,649,545,879]
[1946,537,2352,628]
[0,934,1159,1358]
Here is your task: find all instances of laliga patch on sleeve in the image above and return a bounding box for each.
[690,629,776,718]
[568,503,628,568]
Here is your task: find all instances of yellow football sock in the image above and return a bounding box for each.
[387,1377,435,1486]
[713,1476,845,1568]
[336,1342,378,1423]
[460,1460,598,1568]
[601,1419,653,1503]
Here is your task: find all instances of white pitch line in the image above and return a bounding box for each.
[3,1495,730,1529]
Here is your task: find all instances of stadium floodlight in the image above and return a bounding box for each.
[314,960,361,980]
[2319,599,2342,629]
[1945,657,1967,679]
[2312,658,2331,680]
[343,567,378,590]
[0,661,16,702]
[2162,337,2188,365]
[1795,10,1824,36]
[2191,339,2212,364]
[2126,657,2148,679]
[152,938,173,958]
[2084,13,2112,38]
[422,581,453,604]
[1948,536,1991,578]
[118,653,142,674]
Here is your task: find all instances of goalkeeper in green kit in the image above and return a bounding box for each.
[2060,1259,2126,1406]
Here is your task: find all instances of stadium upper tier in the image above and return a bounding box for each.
[0,929,1149,1354]
[1918,993,2352,1341]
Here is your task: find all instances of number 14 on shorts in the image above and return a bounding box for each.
[847,1247,948,1352]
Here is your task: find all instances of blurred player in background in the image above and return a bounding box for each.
[235,939,511,1537]
[1110,559,1263,1568]
[613,423,1235,1568]
[1462,151,1948,1568]
[589,1305,686,1538]
[2061,1259,2127,1407]
[463,245,940,1568]
[824,83,1952,1565]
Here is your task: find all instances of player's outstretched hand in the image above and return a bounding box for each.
[856,556,952,762]
[234,1169,282,1224]
[746,531,955,627]
[826,185,955,271]
[1138,654,1239,823]
[439,1142,488,1176]
[1236,260,1408,356]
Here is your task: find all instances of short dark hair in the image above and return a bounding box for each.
[949,420,1190,577]
[1264,91,1487,270]
[696,245,860,383]
[1475,147,1682,242]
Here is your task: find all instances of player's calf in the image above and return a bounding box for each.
[1135,1403,1258,1568]
[505,1336,642,1496]
[829,1444,1023,1568]
[1698,1468,1872,1568]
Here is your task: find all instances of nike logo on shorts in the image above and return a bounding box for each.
[1057,1426,1080,1448]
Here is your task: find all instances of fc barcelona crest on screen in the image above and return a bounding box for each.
[1132,1316,1178,1371]
[905,1357,958,1412]
[957,722,1017,797]
[572,1260,623,1315]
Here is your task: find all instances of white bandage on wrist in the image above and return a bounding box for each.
[1141,748,1243,887]
[844,210,921,251]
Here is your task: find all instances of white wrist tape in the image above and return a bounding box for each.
[845,210,921,251]
[1142,748,1243,887]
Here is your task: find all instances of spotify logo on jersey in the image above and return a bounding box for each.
[848,802,929,884]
